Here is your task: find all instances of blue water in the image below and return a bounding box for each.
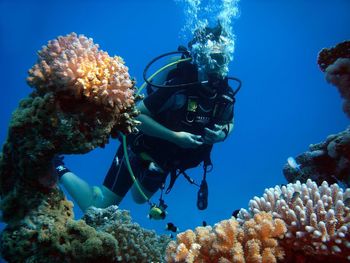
[0,0,349,259]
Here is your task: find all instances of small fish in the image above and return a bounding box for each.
[232,209,240,218]
[202,221,207,227]
[170,234,174,239]
[291,191,301,203]
[166,222,179,233]
[287,157,301,171]
[148,205,166,220]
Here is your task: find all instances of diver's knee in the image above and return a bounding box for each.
[90,186,122,208]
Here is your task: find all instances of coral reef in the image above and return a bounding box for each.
[283,127,350,187]
[0,189,119,262]
[0,32,138,221]
[318,40,350,118]
[83,206,170,262]
[1,196,170,262]
[166,212,286,262]
[0,33,168,262]
[167,180,350,262]
[238,179,350,262]
[27,33,135,115]
[318,41,350,72]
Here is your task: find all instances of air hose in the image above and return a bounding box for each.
[121,51,242,210]
[121,54,192,205]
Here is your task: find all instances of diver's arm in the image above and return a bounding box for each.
[136,101,203,148]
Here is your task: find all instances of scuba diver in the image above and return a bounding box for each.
[56,22,240,219]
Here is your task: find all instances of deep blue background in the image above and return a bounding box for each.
[0,0,349,254]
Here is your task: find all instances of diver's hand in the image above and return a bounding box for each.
[173,131,203,148]
[203,124,226,144]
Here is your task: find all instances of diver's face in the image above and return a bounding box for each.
[191,36,231,79]
[198,51,228,78]
[208,52,228,73]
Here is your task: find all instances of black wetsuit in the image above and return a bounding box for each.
[103,72,235,199]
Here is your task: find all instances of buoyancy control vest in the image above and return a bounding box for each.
[129,62,235,173]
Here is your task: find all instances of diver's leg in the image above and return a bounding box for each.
[60,172,122,211]
[102,146,143,205]
[59,146,133,211]
[131,162,168,204]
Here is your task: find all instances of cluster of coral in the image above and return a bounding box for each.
[83,206,170,262]
[167,179,350,262]
[238,179,350,262]
[318,40,350,117]
[166,212,286,262]
[1,195,169,262]
[283,127,350,187]
[0,32,139,220]
[0,33,169,262]
[27,33,135,114]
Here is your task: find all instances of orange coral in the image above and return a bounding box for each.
[166,212,286,263]
[27,32,135,111]
[168,180,350,262]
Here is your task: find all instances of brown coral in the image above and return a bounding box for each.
[318,40,350,72]
[1,192,170,262]
[283,127,350,187]
[166,212,286,263]
[317,40,350,118]
[325,58,350,118]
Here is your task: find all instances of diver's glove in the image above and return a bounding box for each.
[53,155,71,179]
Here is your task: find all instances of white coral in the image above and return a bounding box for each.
[238,179,350,257]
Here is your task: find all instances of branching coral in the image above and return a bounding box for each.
[166,212,286,262]
[167,180,350,263]
[238,179,350,262]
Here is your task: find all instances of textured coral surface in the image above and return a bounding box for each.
[0,33,138,221]
[27,33,135,112]
[167,180,350,262]
[283,127,350,187]
[166,212,286,263]
[318,40,350,118]
[238,180,350,262]
[0,33,166,263]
